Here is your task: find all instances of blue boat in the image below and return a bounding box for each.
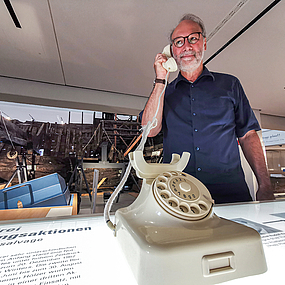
[0,173,70,210]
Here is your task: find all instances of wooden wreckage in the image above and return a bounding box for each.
[0,113,163,206]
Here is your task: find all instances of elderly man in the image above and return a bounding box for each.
[141,14,274,203]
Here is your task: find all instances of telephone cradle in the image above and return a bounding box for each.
[114,151,267,285]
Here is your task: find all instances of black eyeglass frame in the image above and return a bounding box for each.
[172,32,203,48]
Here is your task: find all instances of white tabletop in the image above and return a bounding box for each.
[0,200,285,285]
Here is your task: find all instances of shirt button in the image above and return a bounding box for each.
[196,147,200,151]
[194,129,198,132]
[193,112,196,116]
[197,167,202,172]
[192,98,195,101]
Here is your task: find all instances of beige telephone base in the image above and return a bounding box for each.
[115,151,267,285]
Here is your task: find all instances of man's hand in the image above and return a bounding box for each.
[256,184,275,201]
[154,53,169,80]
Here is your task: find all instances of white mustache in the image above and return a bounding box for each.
[179,51,196,58]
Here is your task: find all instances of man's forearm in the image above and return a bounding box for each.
[141,83,165,137]
[239,130,274,200]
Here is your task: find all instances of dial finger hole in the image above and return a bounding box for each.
[198,202,208,211]
[162,172,171,178]
[179,204,189,213]
[156,182,167,190]
[160,191,170,200]
[168,199,178,208]
[158,176,167,183]
[190,205,200,214]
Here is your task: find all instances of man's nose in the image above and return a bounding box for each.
[183,39,193,50]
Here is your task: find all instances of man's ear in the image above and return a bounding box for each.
[204,38,207,51]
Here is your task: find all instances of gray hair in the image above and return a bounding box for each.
[169,14,206,42]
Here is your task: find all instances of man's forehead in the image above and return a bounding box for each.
[172,20,202,39]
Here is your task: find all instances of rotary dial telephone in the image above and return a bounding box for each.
[114,151,267,285]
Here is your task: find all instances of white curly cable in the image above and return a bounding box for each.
[104,71,169,232]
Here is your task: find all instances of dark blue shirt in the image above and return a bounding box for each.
[163,67,260,185]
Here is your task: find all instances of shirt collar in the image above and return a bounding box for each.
[173,66,215,88]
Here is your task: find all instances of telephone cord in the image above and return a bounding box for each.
[104,70,170,232]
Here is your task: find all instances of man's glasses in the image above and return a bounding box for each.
[172,32,202,48]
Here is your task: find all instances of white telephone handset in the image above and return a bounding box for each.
[162,44,177,72]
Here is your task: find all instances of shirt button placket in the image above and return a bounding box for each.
[195,129,201,173]
[191,84,201,174]
[191,84,201,171]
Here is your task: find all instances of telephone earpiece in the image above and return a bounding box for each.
[162,44,178,72]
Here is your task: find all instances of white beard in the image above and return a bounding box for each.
[175,48,204,73]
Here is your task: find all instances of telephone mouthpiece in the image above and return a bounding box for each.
[162,58,177,72]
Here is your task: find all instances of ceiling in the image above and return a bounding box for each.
[0,0,284,117]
